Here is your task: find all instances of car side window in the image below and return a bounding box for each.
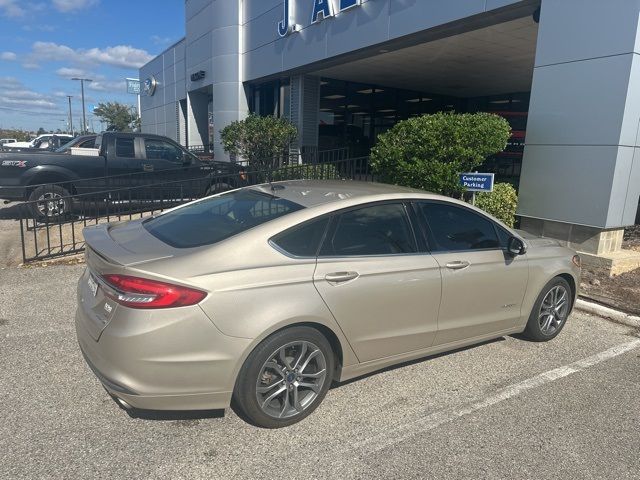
[320,203,417,257]
[145,139,183,163]
[115,137,135,158]
[271,217,330,257]
[79,138,96,149]
[418,202,500,252]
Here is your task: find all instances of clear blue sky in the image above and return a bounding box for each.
[0,0,185,132]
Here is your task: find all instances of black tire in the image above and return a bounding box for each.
[27,184,72,222]
[232,326,334,428]
[205,182,232,196]
[522,277,573,342]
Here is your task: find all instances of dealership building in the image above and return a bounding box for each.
[140,0,640,266]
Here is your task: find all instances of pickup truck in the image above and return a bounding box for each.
[0,132,245,219]
[3,134,74,152]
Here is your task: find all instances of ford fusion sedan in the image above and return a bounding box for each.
[76,180,580,428]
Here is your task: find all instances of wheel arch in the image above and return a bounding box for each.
[557,273,577,301]
[25,171,77,196]
[230,319,350,390]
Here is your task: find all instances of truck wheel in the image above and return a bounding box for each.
[28,185,72,221]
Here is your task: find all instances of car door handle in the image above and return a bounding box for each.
[445,261,470,270]
[325,272,359,283]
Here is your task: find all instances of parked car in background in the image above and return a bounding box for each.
[2,134,74,152]
[0,138,17,146]
[54,135,97,153]
[76,180,581,428]
[0,132,246,219]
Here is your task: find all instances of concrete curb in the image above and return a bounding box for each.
[575,298,640,329]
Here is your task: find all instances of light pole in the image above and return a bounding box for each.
[71,77,92,134]
[66,95,73,135]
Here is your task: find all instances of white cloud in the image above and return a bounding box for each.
[0,0,24,17]
[87,79,126,93]
[56,67,93,79]
[31,41,153,69]
[1,51,17,61]
[151,35,174,46]
[52,0,98,12]
[0,77,59,111]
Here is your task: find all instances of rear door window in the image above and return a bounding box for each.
[144,189,304,248]
[320,203,417,256]
[115,137,135,158]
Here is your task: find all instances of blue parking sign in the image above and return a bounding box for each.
[459,173,495,192]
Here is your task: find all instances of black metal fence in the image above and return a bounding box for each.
[186,145,351,165]
[17,156,372,263]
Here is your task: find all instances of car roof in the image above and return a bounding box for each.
[249,179,431,208]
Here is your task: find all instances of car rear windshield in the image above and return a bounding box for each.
[143,189,305,248]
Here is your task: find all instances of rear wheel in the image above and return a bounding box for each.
[522,277,572,342]
[232,326,334,428]
[28,185,72,221]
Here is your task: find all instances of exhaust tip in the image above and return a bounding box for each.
[113,396,133,410]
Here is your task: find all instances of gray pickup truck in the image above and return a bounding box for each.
[0,132,245,219]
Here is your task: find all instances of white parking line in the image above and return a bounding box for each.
[352,339,640,454]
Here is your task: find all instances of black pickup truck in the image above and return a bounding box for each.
[0,132,245,219]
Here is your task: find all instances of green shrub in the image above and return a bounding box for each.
[271,163,341,181]
[370,112,511,197]
[475,182,518,227]
[220,114,297,169]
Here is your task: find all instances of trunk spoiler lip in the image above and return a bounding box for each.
[83,223,173,267]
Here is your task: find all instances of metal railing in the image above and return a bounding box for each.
[17,156,372,263]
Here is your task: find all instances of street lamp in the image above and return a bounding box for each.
[71,78,92,134]
[66,95,73,135]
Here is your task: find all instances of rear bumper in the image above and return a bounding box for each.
[75,275,252,410]
[0,185,26,201]
[79,345,233,411]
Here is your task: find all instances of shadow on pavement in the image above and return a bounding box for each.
[332,337,506,389]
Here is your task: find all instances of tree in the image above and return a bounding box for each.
[220,114,297,168]
[370,112,511,197]
[93,102,139,132]
[37,127,46,135]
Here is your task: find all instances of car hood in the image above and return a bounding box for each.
[515,229,563,248]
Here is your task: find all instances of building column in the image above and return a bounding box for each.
[289,75,320,158]
[187,91,209,148]
[518,0,640,256]
[210,1,249,162]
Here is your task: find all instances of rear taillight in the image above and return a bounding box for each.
[100,274,207,309]
[239,168,247,181]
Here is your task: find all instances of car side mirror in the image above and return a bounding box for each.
[507,236,527,256]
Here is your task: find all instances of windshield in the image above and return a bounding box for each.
[143,189,305,248]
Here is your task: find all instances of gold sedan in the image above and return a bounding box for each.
[76,180,580,428]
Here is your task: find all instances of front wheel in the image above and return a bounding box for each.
[522,277,573,342]
[28,185,72,221]
[232,326,334,428]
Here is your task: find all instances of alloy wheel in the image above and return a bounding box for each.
[255,341,327,419]
[538,285,569,336]
[37,192,66,217]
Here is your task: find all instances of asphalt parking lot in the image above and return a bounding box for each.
[1,264,639,479]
